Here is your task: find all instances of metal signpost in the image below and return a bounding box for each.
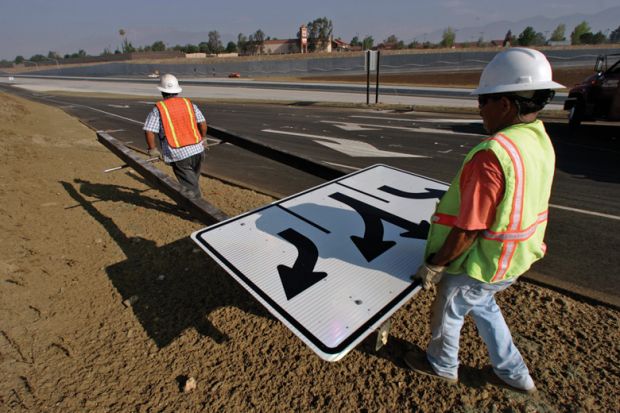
[192,164,447,361]
[365,50,381,105]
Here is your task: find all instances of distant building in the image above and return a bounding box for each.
[259,25,350,55]
[263,39,301,54]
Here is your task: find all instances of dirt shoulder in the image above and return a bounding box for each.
[0,92,618,412]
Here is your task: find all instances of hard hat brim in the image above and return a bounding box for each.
[157,85,182,94]
[471,80,565,96]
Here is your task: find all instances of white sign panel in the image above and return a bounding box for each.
[365,50,379,71]
[191,164,448,361]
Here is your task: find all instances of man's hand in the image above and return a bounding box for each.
[412,263,446,291]
[147,147,161,159]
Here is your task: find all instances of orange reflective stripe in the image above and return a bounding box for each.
[181,98,201,144]
[483,211,548,241]
[490,134,525,282]
[431,213,457,226]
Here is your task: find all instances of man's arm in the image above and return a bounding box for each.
[144,130,157,150]
[197,121,207,138]
[428,227,481,267]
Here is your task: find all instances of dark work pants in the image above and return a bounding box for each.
[171,152,204,199]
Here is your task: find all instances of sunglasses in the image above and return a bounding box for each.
[477,94,499,107]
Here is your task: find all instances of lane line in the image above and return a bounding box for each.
[44,97,144,125]
[350,115,482,123]
[549,204,620,221]
[322,161,360,171]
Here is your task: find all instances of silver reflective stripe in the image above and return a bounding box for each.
[483,211,548,241]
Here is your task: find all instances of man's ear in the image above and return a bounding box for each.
[500,96,516,117]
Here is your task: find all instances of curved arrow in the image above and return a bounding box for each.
[379,185,446,200]
[330,192,431,262]
[277,228,327,300]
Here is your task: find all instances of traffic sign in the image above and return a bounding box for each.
[191,164,448,361]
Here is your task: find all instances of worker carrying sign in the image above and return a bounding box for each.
[405,47,564,394]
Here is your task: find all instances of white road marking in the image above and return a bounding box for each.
[350,115,482,124]
[321,120,484,136]
[328,122,381,131]
[549,204,620,221]
[322,161,360,171]
[45,98,144,125]
[262,129,426,158]
[107,104,130,109]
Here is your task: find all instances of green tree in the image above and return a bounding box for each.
[151,41,166,52]
[208,30,223,53]
[225,41,238,53]
[307,17,333,52]
[550,24,566,41]
[250,29,265,54]
[350,36,361,47]
[517,26,538,46]
[571,21,591,45]
[30,54,46,62]
[198,42,210,53]
[440,27,456,48]
[14,55,25,64]
[237,33,248,54]
[362,35,374,50]
[581,31,606,44]
[385,34,399,44]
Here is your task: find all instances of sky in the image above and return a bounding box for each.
[1,0,619,60]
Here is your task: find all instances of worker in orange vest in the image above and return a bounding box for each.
[143,73,207,199]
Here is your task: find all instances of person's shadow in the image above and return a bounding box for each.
[62,176,271,348]
[356,334,491,389]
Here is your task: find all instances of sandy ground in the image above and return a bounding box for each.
[0,91,618,412]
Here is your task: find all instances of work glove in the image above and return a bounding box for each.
[412,262,446,291]
[147,147,161,159]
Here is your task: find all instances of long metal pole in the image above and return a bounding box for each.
[366,50,370,105]
[375,51,381,104]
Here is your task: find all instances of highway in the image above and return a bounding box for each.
[1,79,618,308]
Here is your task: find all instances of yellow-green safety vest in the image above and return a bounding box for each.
[425,120,555,283]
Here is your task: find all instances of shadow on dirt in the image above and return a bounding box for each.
[61,177,272,348]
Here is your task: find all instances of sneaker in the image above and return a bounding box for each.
[485,367,537,394]
[404,351,458,384]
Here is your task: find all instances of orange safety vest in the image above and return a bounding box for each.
[155,97,202,148]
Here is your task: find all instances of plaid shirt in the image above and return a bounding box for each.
[143,101,206,163]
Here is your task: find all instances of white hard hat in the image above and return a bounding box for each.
[472,48,564,95]
[157,73,182,94]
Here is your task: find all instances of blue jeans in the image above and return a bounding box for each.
[426,273,534,390]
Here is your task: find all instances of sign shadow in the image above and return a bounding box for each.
[61,179,271,348]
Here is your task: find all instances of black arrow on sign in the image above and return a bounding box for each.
[379,185,446,200]
[277,228,327,300]
[330,192,430,262]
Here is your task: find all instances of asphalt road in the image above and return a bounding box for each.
[2,84,618,308]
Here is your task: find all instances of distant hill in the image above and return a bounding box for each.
[427,6,620,43]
